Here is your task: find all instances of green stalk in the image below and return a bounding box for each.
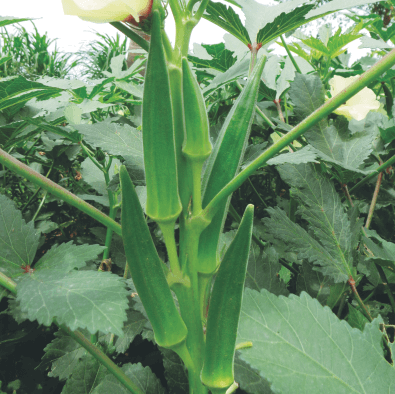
[0,147,122,236]
[203,48,395,220]
[110,22,149,52]
[280,35,301,73]
[348,154,395,194]
[0,273,144,394]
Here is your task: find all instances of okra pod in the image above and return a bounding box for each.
[142,9,182,224]
[198,56,267,273]
[120,166,188,349]
[181,57,212,162]
[200,204,254,393]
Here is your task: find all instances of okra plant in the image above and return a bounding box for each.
[4,0,395,393]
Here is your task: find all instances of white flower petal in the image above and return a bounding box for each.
[329,75,380,121]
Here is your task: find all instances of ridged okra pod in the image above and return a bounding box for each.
[120,166,187,349]
[142,9,182,224]
[181,57,212,162]
[200,204,254,393]
[198,55,267,273]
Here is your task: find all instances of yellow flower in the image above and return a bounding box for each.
[329,75,380,121]
[62,0,153,23]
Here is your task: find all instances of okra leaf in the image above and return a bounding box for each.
[60,353,108,394]
[41,329,89,380]
[34,241,106,272]
[256,4,315,46]
[160,348,189,394]
[74,122,144,168]
[296,260,332,306]
[245,244,289,296]
[17,270,128,336]
[203,1,251,46]
[92,362,166,394]
[277,163,353,282]
[78,157,121,206]
[203,57,250,97]
[0,75,62,114]
[266,145,318,166]
[237,288,395,394]
[234,353,274,394]
[262,207,348,283]
[0,194,40,278]
[188,43,237,73]
[347,303,369,331]
[289,73,325,121]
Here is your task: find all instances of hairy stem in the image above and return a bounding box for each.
[0,148,122,236]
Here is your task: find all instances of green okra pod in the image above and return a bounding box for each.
[200,204,254,393]
[120,166,187,349]
[181,57,212,162]
[198,55,267,273]
[142,9,182,224]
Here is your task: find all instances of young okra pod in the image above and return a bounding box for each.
[142,9,182,224]
[120,166,188,349]
[181,57,212,163]
[198,56,267,274]
[200,204,254,393]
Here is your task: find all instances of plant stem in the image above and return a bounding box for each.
[247,177,268,208]
[348,276,373,322]
[110,22,149,52]
[202,48,395,221]
[280,35,301,74]
[348,154,395,194]
[31,190,47,222]
[375,263,395,316]
[365,171,383,229]
[0,148,122,236]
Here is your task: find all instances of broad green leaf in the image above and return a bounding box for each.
[266,145,318,166]
[61,354,107,394]
[91,363,166,394]
[188,43,237,73]
[289,74,374,182]
[103,306,146,353]
[234,353,274,394]
[203,1,251,46]
[347,303,369,331]
[0,194,40,278]
[78,157,121,206]
[296,261,332,305]
[41,329,88,380]
[262,207,348,282]
[160,348,189,394]
[0,76,62,116]
[74,122,143,168]
[278,163,353,282]
[237,288,395,394]
[203,58,250,97]
[289,73,325,120]
[34,241,106,272]
[361,229,395,276]
[326,30,363,58]
[17,270,128,336]
[257,4,315,46]
[245,244,289,296]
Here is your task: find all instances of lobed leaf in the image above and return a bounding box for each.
[237,288,395,394]
[17,270,129,336]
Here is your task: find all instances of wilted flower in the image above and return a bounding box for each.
[329,75,380,121]
[62,0,153,23]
